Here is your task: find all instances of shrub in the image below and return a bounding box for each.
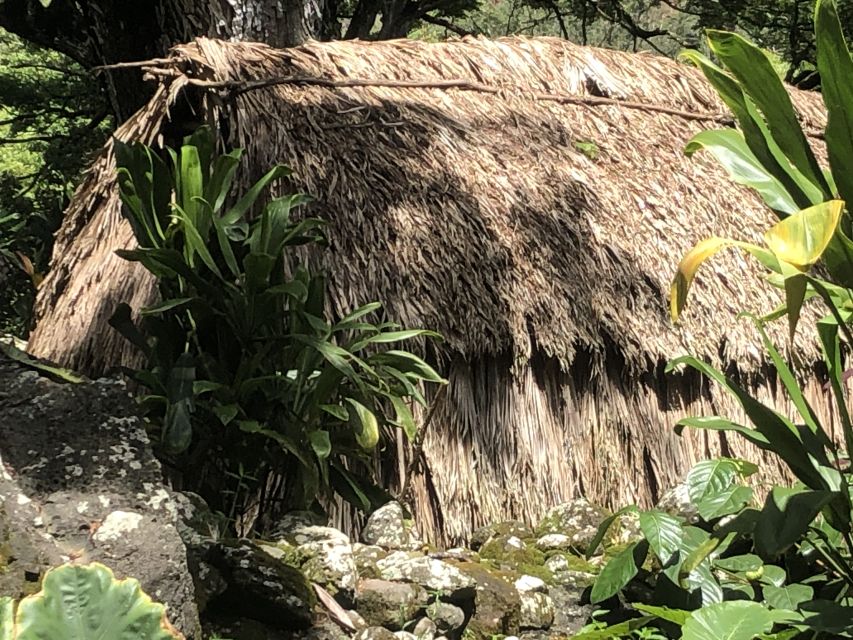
[111,127,445,532]
[583,1,853,637]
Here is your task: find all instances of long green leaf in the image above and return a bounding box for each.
[680,49,821,208]
[816,0,853,206]
[685,129,798,215]
[590,540,648,603]
[706,30,830,197]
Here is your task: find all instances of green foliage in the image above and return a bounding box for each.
[112,127,445,531]
[0,28,110,336]
[581,2,853,637]
[0,563,182,639]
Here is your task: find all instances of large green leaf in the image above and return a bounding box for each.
[816,0,853,206]
[590,540,648,603]
[681,601,777,640]
[680,50,821,208]
[685,129,798,215]
[754,487,836,557]
[764,200,843,268]
[0,340,84,384]
[0,597,12,640]
[584,505,638,558]
[639,510,683,564]
[15,563,180,640]
[764,583,813,610]
[346,398,380,450]
[706,30,829,197]
[569,616,658,640]
[163,353,195,455]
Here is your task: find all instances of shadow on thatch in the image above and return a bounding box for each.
[27,36,836,542]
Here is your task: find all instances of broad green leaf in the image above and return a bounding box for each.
[590,540,648,603]
[681,601,776,640]
[0,597,12,640]
[15,563,180,640]
[706,30,829,196]
[213,404,239,426]
[764,583,813,610]
[696,485,753,521]
[754,487,836,556]
[687,458,741,504]
[346,398,380,450]
[816,0,853,206]
[632,603,691,625]
[799,599,853,633]
[638,510,682,564]
[714,554,762,574]
[685,129,798,214]
[350,329,443,351]
[320,404,349,421]
[308,430,332,459]
[568,616,658,640]
[679,49,820,208]
[764,200,844,268]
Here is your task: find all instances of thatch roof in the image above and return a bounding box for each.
[28,36,833,542]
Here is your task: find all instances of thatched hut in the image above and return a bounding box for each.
[28,36,831,543]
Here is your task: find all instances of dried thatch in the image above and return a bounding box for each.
[28,35,836,543]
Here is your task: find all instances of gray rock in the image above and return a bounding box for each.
[207,539,316,628]
[657,482,700,524]
[549,585,593,636]
[376,555,475,602]
[354,627,399,640]
[0,354,200,637]
[296,536,358,597]
[535,533,572,551]
[352,543,389,579]
[412,616,437,639]
[426,601,466,634]
[453,562,520,637]
[394,632,419,640]
[515,575,547,593]
[519,592,554,629]
[535,499,610,553]
[348,609,369,631]
[362,501,420,551]
[355,578,428,629]
[469,521,533,551]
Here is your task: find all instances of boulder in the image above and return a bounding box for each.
[535,500,610,553]
[207,539,316,628]
[354,627,399,640]
[451,562,520,638]
[377,554,476,602]
[657,482,700,524]
[518,592,554,630]
[534,534,572,552]
[0,354,200,637]
[412,616,437,639]
[469,521,533,551]
[426,601,466,634]
[549,585,594,636]
[362,502,421,551]
[355,578,428,629]
[353,543,388,579]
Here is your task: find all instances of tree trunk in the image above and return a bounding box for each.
[0,0,324,119]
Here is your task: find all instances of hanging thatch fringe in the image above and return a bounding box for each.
[28,35,834,543]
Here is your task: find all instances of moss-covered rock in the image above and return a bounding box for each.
[535,500,610,554]
[450,561,520,639]
[356,578,429,630]
[469,521,533,551]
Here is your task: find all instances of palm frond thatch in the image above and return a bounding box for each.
[28,36,832,543]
